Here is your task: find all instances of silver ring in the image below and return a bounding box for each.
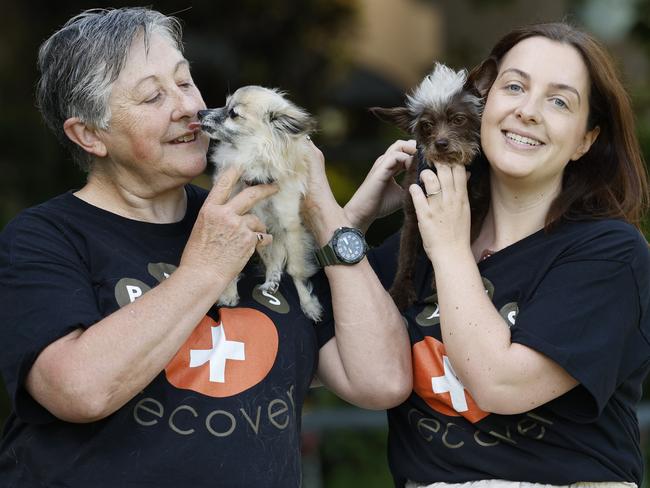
[257,233,264,242]
[426,189,442,198]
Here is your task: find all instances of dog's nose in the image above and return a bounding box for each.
[197,110,210,121]
[434,138,449,150]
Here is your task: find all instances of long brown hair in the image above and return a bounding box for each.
[468,22,649,235]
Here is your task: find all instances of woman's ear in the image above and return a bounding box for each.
[571,125,600,161]
[63,117,107,158]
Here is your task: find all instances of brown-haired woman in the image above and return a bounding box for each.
[347,22,650,487]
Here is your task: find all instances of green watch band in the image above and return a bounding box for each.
[314,245,339,267]
[314,227,368,267]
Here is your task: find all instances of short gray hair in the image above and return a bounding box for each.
[36,7,184,171]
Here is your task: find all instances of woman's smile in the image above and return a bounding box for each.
[502,130,544,149]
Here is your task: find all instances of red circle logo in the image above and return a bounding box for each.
[165,308,279,397]
[412,337,489,423]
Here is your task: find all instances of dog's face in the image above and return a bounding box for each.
[371,63,483,167]
[198,86,315,183]
[411,90,482,166]
[199,86,315,144]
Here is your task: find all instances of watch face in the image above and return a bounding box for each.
[334,230,365,263]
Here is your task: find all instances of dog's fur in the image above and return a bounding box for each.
[370,63,484,311]
[199,86,323,321]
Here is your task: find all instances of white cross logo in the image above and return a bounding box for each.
[189,323,245,383]
[431,355,469,412]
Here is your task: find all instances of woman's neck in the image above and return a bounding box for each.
[472,175,561,259]
[75,168,188,224]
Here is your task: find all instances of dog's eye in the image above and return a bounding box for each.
[229,108,239,119]
[419,121,434,132]
[451,114,467,126]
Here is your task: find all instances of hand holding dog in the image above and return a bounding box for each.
[301,137,350,245]
[180,166,277,294]
[410,163,471,267]
[345,139,417,232]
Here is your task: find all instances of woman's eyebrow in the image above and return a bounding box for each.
[133,59,191,90]
[499,67,581,104]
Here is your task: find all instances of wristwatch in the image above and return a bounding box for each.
[314,227,369,266]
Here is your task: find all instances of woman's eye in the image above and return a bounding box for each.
[552,98,567,109]
[505,84,522,93]
[144,93,161,104]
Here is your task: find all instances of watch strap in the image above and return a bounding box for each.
[314,244,339,267]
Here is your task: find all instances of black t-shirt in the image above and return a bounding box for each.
[369,219,650,486]
[0,185,334,487]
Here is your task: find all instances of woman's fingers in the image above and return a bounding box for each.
[432,163,455,197]
[228,183,278,215]
[373,139,417,175]
[255,232,273,249]
[387,139,417,169]
[240,213,266,233]
[408,183,429,219]
[206,166,242,206]
[432,162,470,194]
[387,139,417,155]
[453,163,471,197]
[208,166,279,216]
[419,169,442,203]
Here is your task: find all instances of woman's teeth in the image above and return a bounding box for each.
[173,133,196,143]
[504,131,542,146]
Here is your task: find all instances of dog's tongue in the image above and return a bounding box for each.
[188,122,201,131]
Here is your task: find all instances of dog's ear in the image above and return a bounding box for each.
[465,57,498,98]
[269,108,316,135]
[369,106,412,134]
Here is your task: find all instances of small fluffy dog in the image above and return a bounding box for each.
[198,86,323,321]
[370,63,484,311]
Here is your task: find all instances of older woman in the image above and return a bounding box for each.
[347,22,650,487]
[0,7,411,487]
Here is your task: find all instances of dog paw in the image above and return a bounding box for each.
[218,295,240,307]
[301,296,323,322]
[260,280,280,293]
[218,289,240,307]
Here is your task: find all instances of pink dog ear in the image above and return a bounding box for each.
[369,106,412,134]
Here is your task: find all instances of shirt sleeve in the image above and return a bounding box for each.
[367,231,401,290]
[510,257,648,421]
[0,213,103,424]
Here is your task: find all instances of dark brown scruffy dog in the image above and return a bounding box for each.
[370,63,485,311]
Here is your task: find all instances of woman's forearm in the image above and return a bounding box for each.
[26,266,229,422]
[433,247,577,414]
[311,204,412,409]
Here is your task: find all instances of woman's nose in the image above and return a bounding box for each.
[172,88,205,120]
[514,97,541,124]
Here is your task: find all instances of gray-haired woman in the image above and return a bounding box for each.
[0,7,411,486]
